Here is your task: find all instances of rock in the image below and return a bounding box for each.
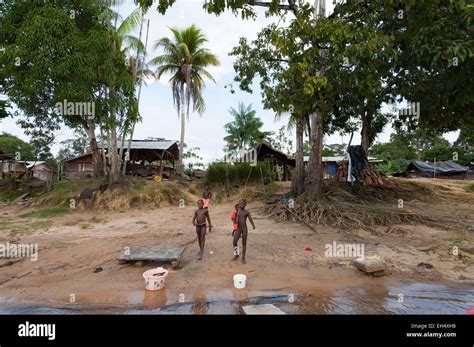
[171,261,180,269]
[352,257,386,276]
[417,262,433,269]
[467,227,474,232]
[80,188,95,200]
[92,267,103,273]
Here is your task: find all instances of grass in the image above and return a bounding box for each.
[205,161,273,187]
[0,219,52,235]
[465,182,474,192]
[132,181,146,191]
[78,223,93,229]
[32,179,102,207]
[19,207,69,219]
[0,191,24,202]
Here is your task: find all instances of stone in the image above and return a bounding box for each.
[352,257,386,275]
[242,304,285,315]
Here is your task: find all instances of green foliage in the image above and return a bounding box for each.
[373,159,411,176]
[183,146,204,172]
[56,134,89,162]
[422,145,472,163]
[322,144,347,157]
[132,181,146,190]
[205,162,272,186]
[19,207,69,219]
[0,132,34,160]
[149,24,220,117]
[224,103,267,152]
[266,126,293,155]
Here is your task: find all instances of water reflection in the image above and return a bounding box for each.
[0,280,472,314]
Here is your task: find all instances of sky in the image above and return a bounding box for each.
[0,0,458,163]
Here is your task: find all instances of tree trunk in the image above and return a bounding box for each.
[306,111,324,200]
[292,115,305,195]
[109,125,119,184]
[178,83,186,171]
[361,98,374,156]
[84,119,103,177]
[305,0,326,201]
[361,109,369,155]
[100,124,108,175]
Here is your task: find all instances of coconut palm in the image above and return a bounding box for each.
[149,25,220,169]
[224,102,266,153]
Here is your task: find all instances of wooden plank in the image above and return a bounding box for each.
[13,193,30,202]
[242,304,286,315]
[117,245,185,262]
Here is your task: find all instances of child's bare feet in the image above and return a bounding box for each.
[241,258,246,264]
[197,252,203,260]
[232,255,239,261]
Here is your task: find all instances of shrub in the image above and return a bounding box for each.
[205,161,273,186]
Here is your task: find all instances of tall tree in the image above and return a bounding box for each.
[149,25,220,170]
[224,103,266,153]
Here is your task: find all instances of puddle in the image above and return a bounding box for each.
[0,280,472,314]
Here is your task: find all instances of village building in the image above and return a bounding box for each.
[237,141,296,181]
[24,161,54,184]
[62,153,95,180]
[62,140,180,179]
[1,159,26,180]
[303,155,383,180]
[394,160,470,179]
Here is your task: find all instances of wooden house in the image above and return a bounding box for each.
[63,153,95,180]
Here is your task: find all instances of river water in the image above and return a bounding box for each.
[0,279,472,314]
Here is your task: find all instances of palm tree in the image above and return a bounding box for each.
[224,103,266,153]
[149,25,220,170]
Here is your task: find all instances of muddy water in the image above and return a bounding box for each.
[0,280,472,314]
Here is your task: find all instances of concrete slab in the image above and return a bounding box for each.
[117,245,185,262]
[242,304,286,315]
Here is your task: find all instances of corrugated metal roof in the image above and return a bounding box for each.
[97,140,178,150]
[303,155,382,163]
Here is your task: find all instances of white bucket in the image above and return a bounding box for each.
[233,274,246,289]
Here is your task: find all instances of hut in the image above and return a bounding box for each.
[25,161,54,183]
[1,159,27,180]
[465,158,474,180]
[0,149,13,180]
[303,155,383,180]
[63,140,180,179]
[63,153,95,180]
[396,160,469,179]
[237,141,295,181]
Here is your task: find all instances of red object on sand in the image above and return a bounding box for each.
[304,247,313,252]
[466,308,474,314]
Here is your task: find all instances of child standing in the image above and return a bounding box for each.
[202,186,212,209]
[192,199,212,260]
[233,199,255,264]
[230,203,239,236]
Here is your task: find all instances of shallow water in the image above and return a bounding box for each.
[1,280,472,314]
